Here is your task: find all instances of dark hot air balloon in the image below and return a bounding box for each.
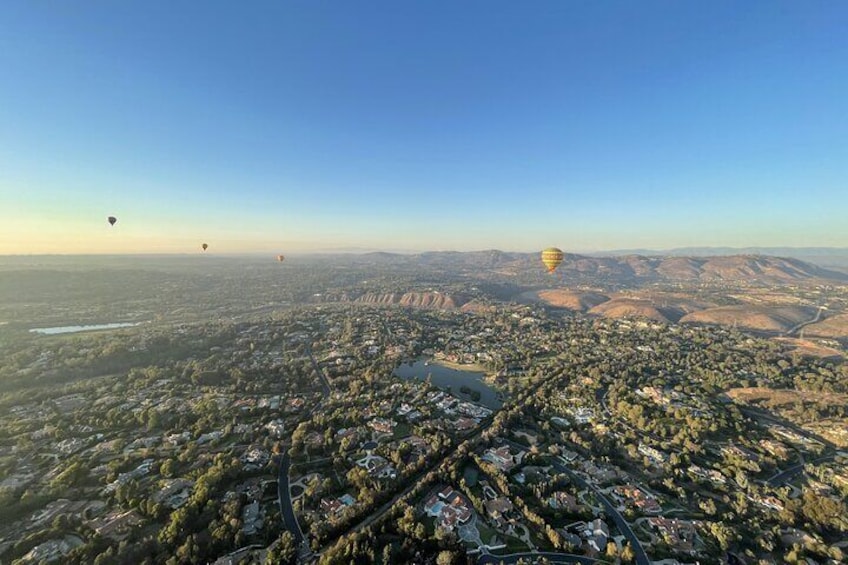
[541,247,564,273]
[201,243,208,251]
[276,255,285,262]
[107,216,117,226]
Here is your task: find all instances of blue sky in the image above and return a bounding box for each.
[1,1,847,253]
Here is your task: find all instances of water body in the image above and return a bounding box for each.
[30,322,141,335]
[393,359,502,410]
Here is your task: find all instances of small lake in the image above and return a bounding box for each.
[29,322,141,335]
[393,359,502,410]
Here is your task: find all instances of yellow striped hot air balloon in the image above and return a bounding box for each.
[541,247,564,273]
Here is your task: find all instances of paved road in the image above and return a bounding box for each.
[307,346,331,398]
[274,345,330,560]
[551,461,650,565]
[477,552,601,564]
[740,406,835,451]
[787,306,825,336]
[342,417,493,538]
[767,454,837,486]
[277,453,305,546]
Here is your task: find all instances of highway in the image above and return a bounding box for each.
[551,461,650,565]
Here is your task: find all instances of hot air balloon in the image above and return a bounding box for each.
[276,255,285,263]
[541,247,564,273]
[201,243,208,251]
[107,216,117,226]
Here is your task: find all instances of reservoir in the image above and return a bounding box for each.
[393,359,502,410]
[30,322,141,335]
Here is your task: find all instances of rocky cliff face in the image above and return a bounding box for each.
[353,291,467,309]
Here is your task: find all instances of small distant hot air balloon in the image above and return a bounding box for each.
[107,216,117,226]
[201,243,208,251]
[541,247,564,273]
[276,255,285,263]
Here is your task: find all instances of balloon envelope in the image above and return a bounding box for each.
[107,216,117,226]
[201,243,208,251]
[276,255,285,262]
[541,247,564,273]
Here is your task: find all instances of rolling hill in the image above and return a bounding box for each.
[588,298,686,323]
[801,313,848,339]
[519,290,610,311]
[679,305,817,333]
[346,251,847,285]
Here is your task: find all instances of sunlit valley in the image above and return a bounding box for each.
[1,253,847,565]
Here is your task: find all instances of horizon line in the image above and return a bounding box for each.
[2,245,848,259]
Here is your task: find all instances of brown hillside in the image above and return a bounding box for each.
[801,313,848,339]
[679,305,815,332]
[459,299,496,313]
[773,337,844,359]
[726,387,848,407]
[355,291,466,309]
[632,291,715,314]
[534,290,610,311]
[656,257,704,279]
[696,256,822,282]
[588,298,683,323]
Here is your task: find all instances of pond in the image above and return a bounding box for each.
[29,322,142,335]
[393,359,502,410]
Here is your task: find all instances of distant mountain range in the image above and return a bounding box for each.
[595,247,848,270]
[346,250,848,284]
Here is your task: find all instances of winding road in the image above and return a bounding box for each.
[274,345,331,560]
[787,305,826,336]
[551,461,650,565]
[767,454,837,486]
[277,453,305,546]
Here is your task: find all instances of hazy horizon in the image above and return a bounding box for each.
[2,1,847,254]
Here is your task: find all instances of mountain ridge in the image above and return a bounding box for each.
[341,251,848,284]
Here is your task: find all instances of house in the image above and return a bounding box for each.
[264,420,285,438]
[638,444,668,464]
[584,519,609,552]
[482,445,521,472]
[196,431,224,445]
[425,487,473,532]
[369,418,397,434]
[613,485,661,514]
[242,500,263,535]
[89,510,143,540]
[321,498,345,515]
[647,517,697,552]
[153,479,194,509]
[454,417,477,432]
[21,537,82,563]
[165,432,191,445]
[483,497,514,522]
[547,491,578,511]
[557,530,583,550]
[588,518,609,537]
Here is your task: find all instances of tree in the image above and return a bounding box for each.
[620,543,636,563]
[160,459,176,478]
[266,531,297,565]
[436,550,459,565]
